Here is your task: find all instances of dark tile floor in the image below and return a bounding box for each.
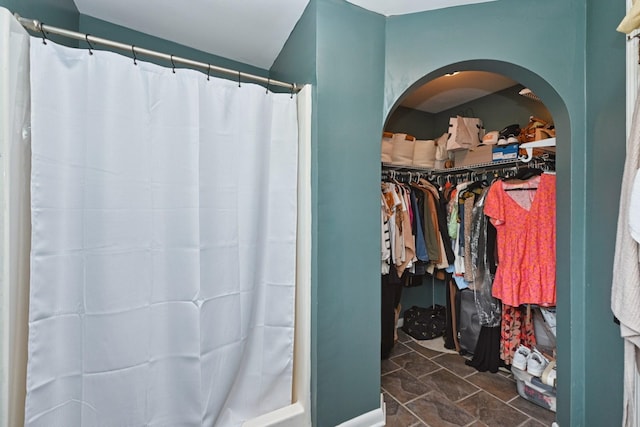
[382,329,557,427]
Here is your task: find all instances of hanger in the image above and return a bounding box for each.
[465,179,489,192]
[504,174,540,191]
[512,167,544,181]
[519,138,556,162]
[504,186,537,192]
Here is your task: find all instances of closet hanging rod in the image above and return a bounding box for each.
[14,14,300,93]
[382,159,521,175]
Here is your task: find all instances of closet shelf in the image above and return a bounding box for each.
[382,159,521,174]
[519,137,556,163]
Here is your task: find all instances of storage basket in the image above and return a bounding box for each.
[412,139,436,168]
[381,131,394,163]
[390,133,416,166]
[512,366,556,412]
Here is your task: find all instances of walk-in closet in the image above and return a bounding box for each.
[380,71,559,427]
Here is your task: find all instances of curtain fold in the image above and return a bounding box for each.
[26,39,298,427]
[0,7,32,427]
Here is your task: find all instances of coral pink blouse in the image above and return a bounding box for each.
[484,173,556,307]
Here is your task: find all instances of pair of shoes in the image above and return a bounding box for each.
[497,136,519,145]
[511,345,531,371]
[497,124,521,145]
[527,349,550,377]
[511,345,550,377]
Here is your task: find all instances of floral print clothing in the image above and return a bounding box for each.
[500,304,537,365]
[484,174,556,307]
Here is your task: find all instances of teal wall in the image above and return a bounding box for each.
[0,0,78,45]
[400,277,447,314]
[1,0,77,28]
[584,0,626,425]
[275,2,387,426]
[313,1,385,425]
[0,0,74,19]
[385,106,437,139]
[271,1,317,86]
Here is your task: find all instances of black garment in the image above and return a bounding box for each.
[487,221,498,275]
[381,263,405,360]
[465,326,504,373]
[443,271,457,350]
[435,188,456,265]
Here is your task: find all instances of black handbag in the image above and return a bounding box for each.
[402,305,446,340]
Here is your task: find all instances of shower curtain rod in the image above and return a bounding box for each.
[14,14,300,93]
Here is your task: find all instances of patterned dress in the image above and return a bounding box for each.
[484,174,556,307]
[484,174,556,364]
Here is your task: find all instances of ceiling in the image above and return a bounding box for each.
[72,0,496,69]
[401,71,518,113]
[72,0,502,112]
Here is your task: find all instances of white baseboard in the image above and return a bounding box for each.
[335,394,385,427]
[397,317,404,328]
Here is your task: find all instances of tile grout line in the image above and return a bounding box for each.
[384,339,555,427]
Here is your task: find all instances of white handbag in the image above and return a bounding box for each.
[434,132,450,169]
[447,116,484,151]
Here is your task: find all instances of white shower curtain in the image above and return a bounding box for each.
[25,39,299,427]
[0,7,31,427]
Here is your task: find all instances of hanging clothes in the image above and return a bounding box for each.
[382,181,416,277]
[396,184,416,277]
[470,187,501,328]
[484,173,556,307]
[412,180,443,265]
[381,163,556,368]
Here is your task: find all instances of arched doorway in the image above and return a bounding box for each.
[380,59,570,425]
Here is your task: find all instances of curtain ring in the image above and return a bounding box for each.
[238,71,241,87]
[131,45,137,65]
[85,34,94,55]
[266,78,270,94]
[39,23,48,45]
[290,83,296,99]
[207,64,211,81]
[171,55,176,73]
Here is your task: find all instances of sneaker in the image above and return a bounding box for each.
[541,360,557,387]
[483,130,499,145]
[512,345,531,371]
[527,349,549,377]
